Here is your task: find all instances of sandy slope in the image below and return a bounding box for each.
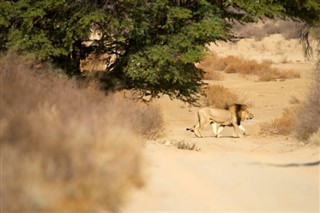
[123,35,320,212]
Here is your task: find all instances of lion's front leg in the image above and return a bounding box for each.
[232,124,246,137]
[239,124,246,136]
[232,123,244,138]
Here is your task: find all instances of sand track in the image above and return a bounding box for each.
[124,35,319,212]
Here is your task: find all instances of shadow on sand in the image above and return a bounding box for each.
[252,161,320,167]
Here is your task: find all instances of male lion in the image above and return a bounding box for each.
[186,104,254,138]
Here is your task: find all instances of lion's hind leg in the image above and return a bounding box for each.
[193,110,210,138]
[210,122,218,137]
[210,122,224,138]
[217,125,224,138]
[194,124,203,138]
[194,122,204,138]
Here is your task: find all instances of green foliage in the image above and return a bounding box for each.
[1,0,320,103]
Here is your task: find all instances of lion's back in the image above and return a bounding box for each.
[198,107,232,123]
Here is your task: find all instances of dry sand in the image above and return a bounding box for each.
[124,34,320,212]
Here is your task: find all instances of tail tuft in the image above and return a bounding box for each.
[186,128,194,132]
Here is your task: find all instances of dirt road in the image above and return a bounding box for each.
[124,99,319,212]
[123,35,319,212]
[125,143,319,212]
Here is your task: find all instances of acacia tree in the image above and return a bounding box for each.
[1,0,319,103]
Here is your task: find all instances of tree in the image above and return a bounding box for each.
[1,0,319,103]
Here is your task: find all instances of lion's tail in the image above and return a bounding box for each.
[196,110,201,129]
[186,128,194,132]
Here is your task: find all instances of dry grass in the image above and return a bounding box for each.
[198,54,300,81]
[157,139,200,151]
[197,54,224,80]
[0,53,164,212]
[203,69,224,80]
[308,129,320,145]
[175,141,200,151]
[257,67,319,143]
[201,85,246,108]
[259,108,295,136]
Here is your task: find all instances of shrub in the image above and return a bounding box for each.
[294,68,320,142]
[0,53,164,212]
[202,85,245,108]
[259,108,295,135]
[124,101,165,140]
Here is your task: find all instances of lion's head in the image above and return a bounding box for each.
[239,105,254,120]
[228,104,254,125]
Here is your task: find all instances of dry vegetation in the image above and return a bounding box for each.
[260,108,295,136]
[201,85,246,108]
[157,139,201,151]
[308,129,320,145]
[196,56,224,80]
[0,54,164,212]
[259,68,320,144]
[199,54,300,81]
[294,67,320,143]
[232,18,304,41]
[175,141,199,151]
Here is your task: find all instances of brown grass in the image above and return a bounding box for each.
[197,54,224,80]
[201,85,246,108]
[175,141,200,151]
[203,70,224,80]
[259,108,295,136]
[198,54,300,81]
[308,129,320,145]
[0,53,164,212]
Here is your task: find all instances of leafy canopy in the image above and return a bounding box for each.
[1,0,319,103]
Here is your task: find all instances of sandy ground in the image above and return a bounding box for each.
[123,35,320,212]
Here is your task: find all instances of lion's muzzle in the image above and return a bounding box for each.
[247,112,254,120]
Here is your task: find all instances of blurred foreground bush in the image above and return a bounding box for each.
[294,67,320,144]
[0,54,164,212]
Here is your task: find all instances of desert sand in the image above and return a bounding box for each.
[124,34,320,212]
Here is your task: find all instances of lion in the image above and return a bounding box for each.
[186,104,254,138]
